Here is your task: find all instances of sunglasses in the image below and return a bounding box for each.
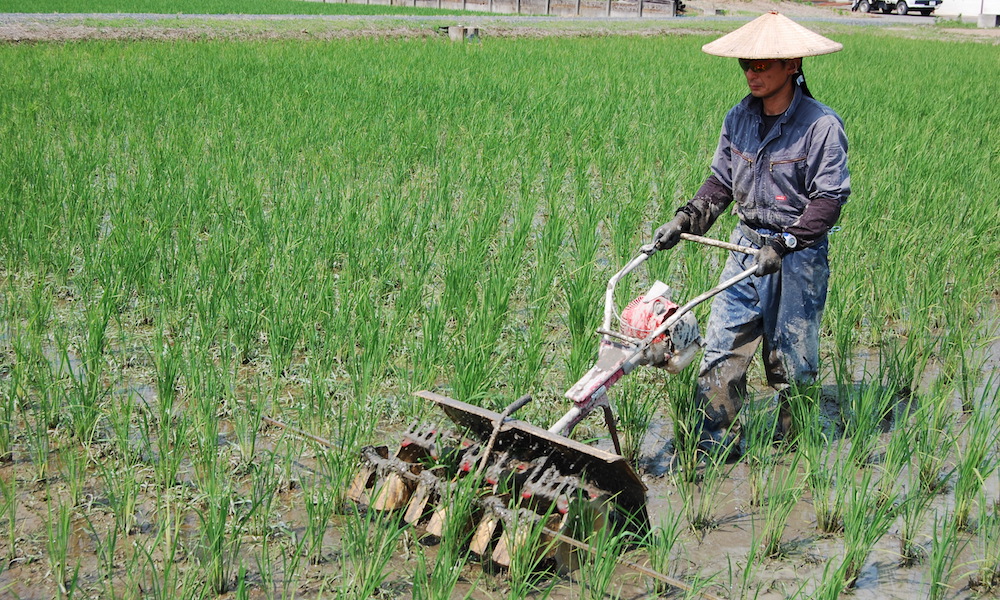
[738,59,779,73]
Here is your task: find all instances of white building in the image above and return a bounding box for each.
[936,0,1000,17]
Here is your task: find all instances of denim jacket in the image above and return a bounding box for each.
[709,86,851,231]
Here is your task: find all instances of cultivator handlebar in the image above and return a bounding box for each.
[551,233,760,449]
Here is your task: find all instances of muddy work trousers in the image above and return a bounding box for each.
[695,225,830,437]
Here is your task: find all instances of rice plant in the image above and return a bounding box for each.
[676,433,736,533]
[756,450,803,559]
[0,474,15,563]
[952,394,1000,530]
[787,387,845,534]
[841,468,898,588]
[410,472,479,600]
[841,384,896,468]
[910,388,957,495]
[302,474,337,564]
[615,375,660,465]
[338,506,407,599]
[641,509,684,596]
[740,397,780,507]
[897,475,936,566]
[195,472,249,595]
[927,511,968,600]
[46,497,81,599]
[971,492,1000,592]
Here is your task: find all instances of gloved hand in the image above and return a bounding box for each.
[755,243,782,276]
[652,214,691,251]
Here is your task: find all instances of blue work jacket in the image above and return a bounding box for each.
[709,86,851,231]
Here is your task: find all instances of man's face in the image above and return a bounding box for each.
[738,59,799,101]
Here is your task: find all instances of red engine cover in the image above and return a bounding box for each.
[620,295,678,343]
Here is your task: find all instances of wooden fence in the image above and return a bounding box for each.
[319,0,679,18]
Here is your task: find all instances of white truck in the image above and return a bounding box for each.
[851,0,942,14]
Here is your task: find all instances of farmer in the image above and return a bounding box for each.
[652,13,850,456]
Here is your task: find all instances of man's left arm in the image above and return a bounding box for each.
[776,116,851,253]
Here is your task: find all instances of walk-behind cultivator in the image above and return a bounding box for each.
[349,234,760,573]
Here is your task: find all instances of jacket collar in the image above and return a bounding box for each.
[740,84,804,122]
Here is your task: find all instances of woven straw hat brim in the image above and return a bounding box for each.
[702,12,843,59]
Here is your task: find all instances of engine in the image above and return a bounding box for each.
[620,281,702,373]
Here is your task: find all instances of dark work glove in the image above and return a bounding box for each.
[652,214,691,251]
[755,243,782,276]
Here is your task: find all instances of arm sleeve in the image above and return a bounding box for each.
[676,174,734,235]
[783,114,850,250]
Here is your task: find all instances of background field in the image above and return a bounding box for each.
[0,0,475,16]
[0,27,998,599]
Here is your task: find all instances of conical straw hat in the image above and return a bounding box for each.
[702,12,843,59]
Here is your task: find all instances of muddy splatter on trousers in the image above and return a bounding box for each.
[696,225,830,437]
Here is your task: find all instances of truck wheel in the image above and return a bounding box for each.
[858,0,871,11]
[881,5,892,12]
[919,8,932,14]
[896,0,908,14]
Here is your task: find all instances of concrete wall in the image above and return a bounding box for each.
[936,0,1000,17]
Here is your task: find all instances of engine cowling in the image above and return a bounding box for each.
[620,281,702,373]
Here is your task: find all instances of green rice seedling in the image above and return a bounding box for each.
[911,389,957,494]
[841,468,899,588]
[195,473,249,595]
[137,492,201,600]
[46,497,81,599]
[105,389,138,466]
[0,378,15,463]
[564,200,602,386]
[410,472,479,600]
[263,269,308,379]
[952,395,1000,531]
[667,372,702,483]
[787,388,845,533]
[97,456,142,535]
[26,271,54,337]
[60,293,114,444]
[338,505,407,599]
[811,558,852,600]
[741,398,779,507]
[873,420,914,509]
[615,375,660,465]
[247,456,280,538]
[145,328,186,489]
[971,492,1000,592]
[504,504,561,600]
[58,444,87,509]
[897,477,936,566]
[842,384,896,468]
[0,474,15,562]
[641,509,684,596]
[875,319,936,401]
[676,432,737,533]
[302,474,337,564]
[757,451,804,558]
[577,524,632,600]
[231,392,264,472]
[22,405,51,483]
[82,512,118,595]
[824,283,862,400]
[940,316,991,413]
[138,402,187,491]
[927,511,969,600]
[345,294,399,404]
